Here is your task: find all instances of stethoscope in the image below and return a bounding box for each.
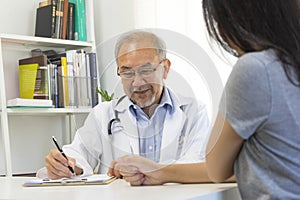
[107,95,134,158]
[107,95,126,136]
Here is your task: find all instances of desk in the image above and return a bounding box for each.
[0,177,241,200]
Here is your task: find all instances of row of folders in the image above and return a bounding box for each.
[35,0,87,41]
[18,50,99,108]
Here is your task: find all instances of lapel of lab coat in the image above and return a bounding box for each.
[114,97,140,155]
[159,96,186,163]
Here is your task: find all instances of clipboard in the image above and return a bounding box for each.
[23,174,117,187]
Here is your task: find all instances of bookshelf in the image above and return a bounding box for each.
[0,23,97,176]
[0,34,94,49]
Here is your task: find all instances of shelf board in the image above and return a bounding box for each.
[0,33,93,49]
[5,107,92,115]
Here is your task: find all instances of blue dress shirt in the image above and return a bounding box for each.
[129,87,173,162]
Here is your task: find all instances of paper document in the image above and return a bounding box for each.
[23,174,117,187]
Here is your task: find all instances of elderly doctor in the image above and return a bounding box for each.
[39,30,210,180]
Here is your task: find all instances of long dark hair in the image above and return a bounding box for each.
[202,0,300,85]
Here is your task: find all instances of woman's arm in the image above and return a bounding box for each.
[206,113,244,182]
[160,163,236,183]
[110,155,235,186]
[110,155,211,185]
[151,162,211,184]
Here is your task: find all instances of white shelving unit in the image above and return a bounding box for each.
[0,34,96,176]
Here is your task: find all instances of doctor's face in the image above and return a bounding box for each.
[117,47,169,109]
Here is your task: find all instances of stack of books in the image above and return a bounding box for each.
[17,50,98,109]
[35,0,87,41]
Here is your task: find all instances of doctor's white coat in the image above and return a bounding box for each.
[62,88,210,176]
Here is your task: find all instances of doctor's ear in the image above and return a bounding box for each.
[162,59,171,79]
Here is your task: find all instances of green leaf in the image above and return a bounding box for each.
[96,87,114,101]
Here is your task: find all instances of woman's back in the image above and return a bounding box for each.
[221,49,300,199]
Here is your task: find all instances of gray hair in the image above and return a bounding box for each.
[115,30,167,61]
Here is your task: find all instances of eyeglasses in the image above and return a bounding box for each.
[118,59,165,79]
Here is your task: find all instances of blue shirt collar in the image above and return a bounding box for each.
[129,86,174,115]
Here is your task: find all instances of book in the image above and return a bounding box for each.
[53,64,59,107]
[76,49,91,108]
[47,52,66,107]
[7,98,53,108]
[88,52,99,107]
[35,4,56,38]
[50,0,57,38]
[54,0,64,39]
[67,2,75,40]
[19,64,39,99]
[19,55,50,100]
[66,49,77,107]
[61,0,69,39]
[33,66,49,99]
[57,57,70,108]
[61,57,70,106]
[47,63,57,107]
[57,65,64,107]
[69,0,87,41]
[19,55,48,67]
[39,0,51,7]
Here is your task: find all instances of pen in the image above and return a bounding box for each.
[52,136,75,176]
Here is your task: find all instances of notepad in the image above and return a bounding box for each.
[23,174,117,187]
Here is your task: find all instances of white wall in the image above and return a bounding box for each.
[0,0,37,175]
[93,0,136,99]
[0,0,37,35]
[93,0,135,44]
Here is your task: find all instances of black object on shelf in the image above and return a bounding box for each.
[35,4,56,38]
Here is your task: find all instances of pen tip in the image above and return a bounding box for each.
[52,136,58,142]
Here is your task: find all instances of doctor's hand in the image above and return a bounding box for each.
[45,149,77,179]
[109,155,165,186]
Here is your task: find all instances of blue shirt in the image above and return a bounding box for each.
[129,87,173,162]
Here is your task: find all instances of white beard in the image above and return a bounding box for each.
[135,93,156,108]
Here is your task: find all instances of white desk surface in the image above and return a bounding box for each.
[0,177,241,200]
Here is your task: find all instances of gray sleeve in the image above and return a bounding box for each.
[219,54,271,139]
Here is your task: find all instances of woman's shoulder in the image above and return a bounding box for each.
[238,49,278,67]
